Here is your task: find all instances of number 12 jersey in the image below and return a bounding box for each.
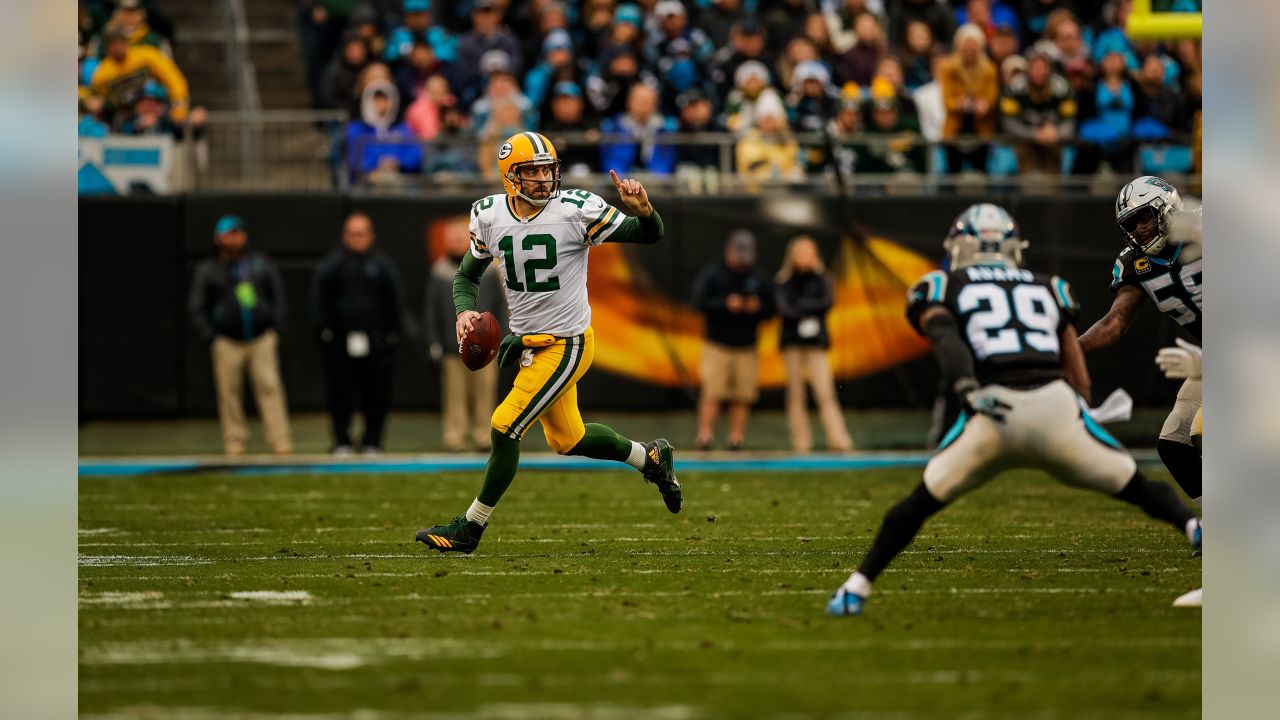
[469,189,625,337]
[907,266,1081,387]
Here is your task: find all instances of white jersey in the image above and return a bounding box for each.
[469,189,626,336]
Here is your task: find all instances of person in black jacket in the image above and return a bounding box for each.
[775,235,853,453]
[188,215,293,456]
[692,230,776,451]
[311,211,406,455]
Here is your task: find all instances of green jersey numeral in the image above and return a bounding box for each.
[559,189,593,209]
[498,233,561,293]
[472,197,494,217]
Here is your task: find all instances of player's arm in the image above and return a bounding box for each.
[454,215,493,343]
[1059,324,1092,404]
[917,305,979,397]
[1077,285,1144,352]
[601,169,663,244]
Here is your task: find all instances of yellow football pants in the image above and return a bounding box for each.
[491,328,594,453]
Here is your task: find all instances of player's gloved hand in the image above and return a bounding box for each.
[1155,338,1203,380]
[497,333,522,369]
[955,377,1013,423]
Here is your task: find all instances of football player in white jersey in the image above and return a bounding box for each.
[1079,177,1203,505]
[416,132,682,555]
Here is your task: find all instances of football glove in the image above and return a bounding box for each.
[1155,339,1203,380]
[955,377,1012,423]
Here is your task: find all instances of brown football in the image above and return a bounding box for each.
[460,311,501,371]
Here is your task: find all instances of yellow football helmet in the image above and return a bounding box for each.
[497,131,560,206]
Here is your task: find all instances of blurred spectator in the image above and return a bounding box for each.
[871,57,921,129]
[1074,47,1135,173]
[384,0,458,67]
[764,0,812,54]
[913,53,948,142]
[300,1,361,109]
[777,37,821,93]
[319,31,370,112]
[888,0,956,49]
[119,80,208,139]
[78,95,110,138]
[1133,53,1185,140]
[649,3,717,114]
[393,41,446,103]
[456,0,523,105]
[579,0,619,60]
[710,19,773,98]
[425,218,504,452]
[988,25,1021,75]
[345,82,423,184]
[349,5,387,59]
[834,12,887,87]
[803,12,840,66]
[825,0,889,53]
[703,0,747,48]
[600,83,679,175]
[478,97,531,175]
[938,23,998,172]
[1020,0,1077,44]
[426,105,480,174]
[954,0,1020,43]
[95,0,171,58]
[692,230,776,451]
[311,211,406,456]
[472,63,538,135]
[405,74,456,139]
[91,26,191,126]
[899,19,937,90]
[596,3,646,62]
[1038,11,1093,78]
[1091,1,1138,71]
[349,63,396,119]
[524,30,580,109]
[788,62,839,172]
[515,0,571,72]
[859,78,928,174]
[735,93,803,188]
[725,61,783,132]
[775,235,853,453]
[826,84,865,175]
[1000,49,1076,176]
[587,46,652,120]
[674,89,724,171]
[543,82,600,174]
[188,215,293,457]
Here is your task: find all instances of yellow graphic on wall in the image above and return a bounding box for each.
[586,236,936,388]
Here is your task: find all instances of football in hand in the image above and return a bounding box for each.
[460,312,501,371]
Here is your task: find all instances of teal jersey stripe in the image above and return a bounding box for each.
[937,412,968,451]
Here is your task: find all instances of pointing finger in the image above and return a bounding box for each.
[609,169,623,188]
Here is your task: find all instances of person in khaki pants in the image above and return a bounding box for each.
[774,235,852,452]
[424,218,504,451]
[188,215,293,455]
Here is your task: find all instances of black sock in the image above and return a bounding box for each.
[856,482,946,582]
[1156,439,1202,500]
[1113,471,1198,534]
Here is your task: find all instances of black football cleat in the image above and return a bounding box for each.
[415,515,486,554]
[641,438,682,514]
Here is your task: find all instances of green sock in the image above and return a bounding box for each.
[568,423,641,465]
[476,429,521,507]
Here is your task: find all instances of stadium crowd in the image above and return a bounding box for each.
[77,1,208,142]
[300,0,1202,183]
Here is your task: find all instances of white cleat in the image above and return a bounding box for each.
[1172,588,1202,608]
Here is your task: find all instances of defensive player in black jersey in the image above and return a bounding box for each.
[828,204,1202,616]
[1078,176,1203,504]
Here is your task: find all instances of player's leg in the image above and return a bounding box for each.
[829,411,1005,616]
[1157,379,1203,503]
[541,332,683,513]
[415,335,586,553]
[1039,383,1201,548]
[782,348,812,452]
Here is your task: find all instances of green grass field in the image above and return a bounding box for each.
[79,466,1201,720]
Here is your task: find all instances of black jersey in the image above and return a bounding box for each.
[1110,244,1202,342]
[908,266,1080,387]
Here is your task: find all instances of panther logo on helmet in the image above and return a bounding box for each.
[1115,175,1183,256]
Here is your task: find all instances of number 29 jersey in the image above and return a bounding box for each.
[469,189,625,337]
[907,266,1081,387]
